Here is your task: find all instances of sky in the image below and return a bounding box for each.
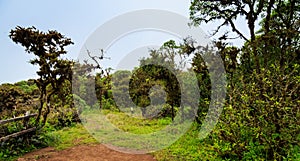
[0,0,248,84]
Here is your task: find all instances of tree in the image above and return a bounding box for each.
[110,70,133,110]
[129,64,180,120]
[190,0,300,72]
[128,41,188,120]
[255,0,300,69]
[9,26,74,126]
[95,68,112,110]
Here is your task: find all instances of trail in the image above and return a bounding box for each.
[18,144,157,161]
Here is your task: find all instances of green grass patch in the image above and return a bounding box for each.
[44,124,97,150]
[105,110,172,134]
[43,109,174,151]
[153,124,221,161]
[80,109,192,152]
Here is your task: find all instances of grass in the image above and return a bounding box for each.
[79,109,194,152]
[45,124,98,150]
[105,110,172,134]
[81,109,221,160]
[15,110,220,160]
[43,109,176,151]
[153,124,221,161]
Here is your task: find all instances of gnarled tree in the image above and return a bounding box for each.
[9,26,74,126]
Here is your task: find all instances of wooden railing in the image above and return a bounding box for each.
[0,113,37,142]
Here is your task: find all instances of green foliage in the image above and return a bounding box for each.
[111,70,133,108]
[216,64,300,160]
[0,83,34,118]
[14,80,38,95]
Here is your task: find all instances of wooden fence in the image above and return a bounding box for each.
[0,113,37,142]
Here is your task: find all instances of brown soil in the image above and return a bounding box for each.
[17,144,157,161]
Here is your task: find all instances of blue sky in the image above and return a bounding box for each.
[0,0,193,84]
[0,0,248,84]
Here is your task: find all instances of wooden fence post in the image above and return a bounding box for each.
[0,112,37,142]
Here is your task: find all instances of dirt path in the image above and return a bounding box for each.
[17,144,157,161]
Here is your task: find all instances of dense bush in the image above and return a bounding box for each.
[0,82,38,119]
[214,64,300,160]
